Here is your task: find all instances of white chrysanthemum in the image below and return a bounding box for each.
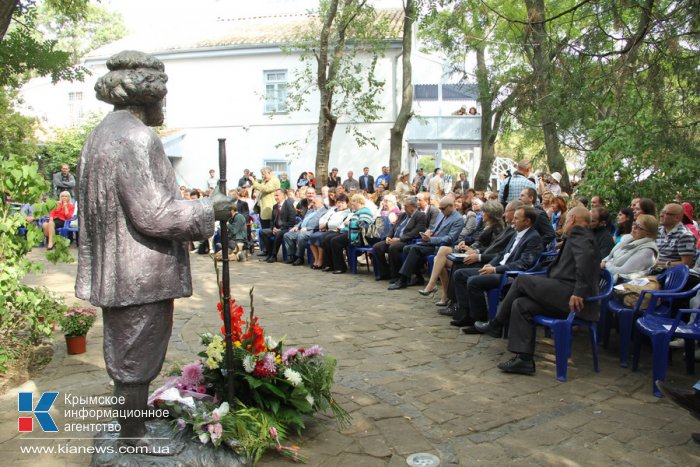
[305,394,315,406]
[243,355,255,373]
[198,431,210,444]
[283,368,302,386]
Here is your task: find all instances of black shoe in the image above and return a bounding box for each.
[461,326,480,335]
[474,320,503,338]
[388,280,407,290]
[285,256,297,264]
[450,318,472,327]
[497,355,536,375]
[438,307,454,316]
[332,269,347,274]
[407,276,425,287]
[266,257,276,263]
[322,266,333,272]
[292,258,304,266]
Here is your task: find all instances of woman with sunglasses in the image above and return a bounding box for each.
[601,214,659,281]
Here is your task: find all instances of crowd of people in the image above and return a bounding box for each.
[13,159,700,376]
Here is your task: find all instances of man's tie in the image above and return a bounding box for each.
[394,215,410,238]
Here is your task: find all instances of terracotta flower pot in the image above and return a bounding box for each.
[65,335,87,355]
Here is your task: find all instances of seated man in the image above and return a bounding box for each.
[473,207,600,375]
[451,206,543,327]
[519,187,555,249]
[283,195,327,265]
[296,187,316,218]
[258,189,296,263]
[590,206,615,259]
[388,196,464,290]
[373,196,426,281]
[656,203,696,269]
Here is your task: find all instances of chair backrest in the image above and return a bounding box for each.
[547,238,558,252]
[645,265,689,316]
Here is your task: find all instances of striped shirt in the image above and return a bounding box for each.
[656,223,697,262]
[499,173,536,204]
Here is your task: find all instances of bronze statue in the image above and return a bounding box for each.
[75,50,233,444]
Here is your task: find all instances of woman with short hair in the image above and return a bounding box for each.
[602,214,659,281]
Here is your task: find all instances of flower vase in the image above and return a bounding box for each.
[65,335,87,354]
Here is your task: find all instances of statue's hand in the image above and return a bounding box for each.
[210,190,236,221]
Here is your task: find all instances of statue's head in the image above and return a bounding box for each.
[95,50,168,126]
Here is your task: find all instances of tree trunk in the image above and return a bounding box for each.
[525,0,569,193]
[388,0,414,191]
[0,0,18,42]
[473,45,494,190]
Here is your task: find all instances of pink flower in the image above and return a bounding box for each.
[181,362,204,388]
[281,348,299,363]
[302,345,323,358]
[208,422,223,442]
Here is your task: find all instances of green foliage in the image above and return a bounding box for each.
[41,112,102,175]
[417,156,463,178]
[37,1,127,64]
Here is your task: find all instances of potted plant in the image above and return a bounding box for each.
[58,306,97,354]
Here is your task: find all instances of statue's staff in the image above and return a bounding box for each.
[218,138,235,403]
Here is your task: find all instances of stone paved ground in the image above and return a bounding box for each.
[1,248,699,466]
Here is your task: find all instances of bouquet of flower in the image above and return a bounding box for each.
[149,289,350,463]
[58,306,97,337]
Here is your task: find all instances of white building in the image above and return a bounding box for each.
[19,9,481,189]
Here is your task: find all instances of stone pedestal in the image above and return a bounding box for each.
[91,419,252,467]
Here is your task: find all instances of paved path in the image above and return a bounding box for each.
[1,248,699,466]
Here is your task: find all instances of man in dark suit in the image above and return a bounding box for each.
[519,187,555,249]
[373,196,427,281]
[451,206,543,327]
[259,189,297,262]
[452,172,470,194]
[474,206,600,375]
[359,167,375,193]
[389,196,464,290]
[417,192,440,230]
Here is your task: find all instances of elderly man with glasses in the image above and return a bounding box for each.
[388,196,464,290]
[656,203,696,269]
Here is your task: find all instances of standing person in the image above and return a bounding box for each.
[376,166,390,188]
[205,169,218,192]
[327,168,341,188]
[359,167,375,193]
[238,169,251,188]
[249,167,280,230]
[296,172,309,189]
[429,169,445,198]
[75,51,233,442]
[453,172,469,194]
[342,171,359,192]
[498,160,537,205]
[42,191,75,250]
[412,168,425,193]
[52,163,76,199]
[279,172,291,190]
[395,172,412,196]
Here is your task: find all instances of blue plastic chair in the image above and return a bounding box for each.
[347,245,376,276]
[486,251,559,321]
[56,214,79,244]
[632,283,700,397]
[604,265,689,368]
[533,269,614,382]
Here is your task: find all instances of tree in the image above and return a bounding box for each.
[37,1,127,64]
[388,0,415,191]
[285,0,391,187]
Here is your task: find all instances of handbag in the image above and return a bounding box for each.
[613,276,660,309]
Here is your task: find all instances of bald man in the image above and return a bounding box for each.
[474,206,600,375]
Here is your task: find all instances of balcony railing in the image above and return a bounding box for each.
[406,115,481,142]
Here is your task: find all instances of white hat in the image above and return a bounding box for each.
[550,172,562,183]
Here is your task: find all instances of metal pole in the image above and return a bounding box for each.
[218,138,235,403]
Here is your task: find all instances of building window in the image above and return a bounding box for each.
[68,91,84,126]
[263,160,288,178]
[264,70,287,114]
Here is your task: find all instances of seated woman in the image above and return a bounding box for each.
[602,214,659,281]
[42,191,75,250]
[419,201,506,305]
[322,194,374,274]
[308,194,350,269]
[296,172,309,189]
[380,194,400,223]
[613,207,633,243]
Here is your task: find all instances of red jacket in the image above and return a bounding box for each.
[50,203,75,221]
